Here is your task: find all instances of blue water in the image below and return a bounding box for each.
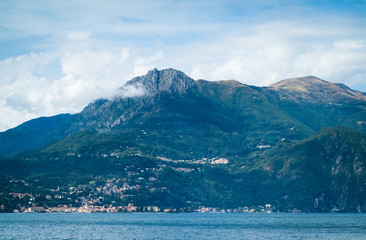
[1,213,366,239]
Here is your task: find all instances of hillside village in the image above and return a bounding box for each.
[2,155,275,213]
[3,172,273,214]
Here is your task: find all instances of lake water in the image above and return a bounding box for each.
[1,213,366,239]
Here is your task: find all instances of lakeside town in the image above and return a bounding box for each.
[18,204,273,213]
[1,156,274,214]
[5,175,274,213]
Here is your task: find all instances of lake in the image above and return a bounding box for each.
[1,213,366,239]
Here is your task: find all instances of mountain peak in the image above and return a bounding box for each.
[269,76,330,92]
[126,68,195,95]
[270,76,366,103]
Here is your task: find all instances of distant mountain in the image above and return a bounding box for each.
[269,76,366,103]
[0,114,71,157]
[0,68,365,212]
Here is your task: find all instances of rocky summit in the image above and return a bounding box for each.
[0,68,365,213]
[126,68,196,95]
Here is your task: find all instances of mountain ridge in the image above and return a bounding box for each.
[269,76,366,103]
[1,68,365,157]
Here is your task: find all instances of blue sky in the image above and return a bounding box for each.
[0,0,366,131]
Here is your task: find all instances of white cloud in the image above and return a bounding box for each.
[184,20,366,87]
[115,83,146,99]
[66,32,90,40]
[132,51,164,77]
[0,49,165,131]
[333,40,366,51]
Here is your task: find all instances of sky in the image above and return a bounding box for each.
[1,0,366,131]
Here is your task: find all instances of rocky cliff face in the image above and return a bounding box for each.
[126,68,196,95]
[69,68,197,133]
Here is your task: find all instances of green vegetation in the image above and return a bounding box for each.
[0,69,365,212]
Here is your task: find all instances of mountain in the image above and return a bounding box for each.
[0,68,365,212]
[0,114,71,157]
[1,69,365,158]
[255,127,366,212]
[269,76,366,103]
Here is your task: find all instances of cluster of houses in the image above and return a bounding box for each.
[17,203,273,214]
[5,157,278,214]
[21,203,138,213]
[156,156,229,165]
